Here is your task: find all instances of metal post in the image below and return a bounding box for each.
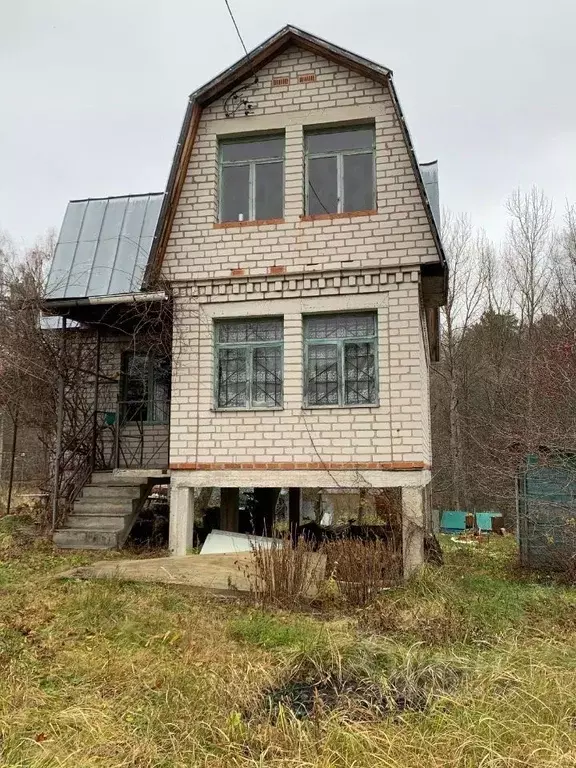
[139,410,144,468]
[114,401,121,469]
[288,487,301,541]
[52,316,67,530]
[90,327,101,472]
[6,412,18,515]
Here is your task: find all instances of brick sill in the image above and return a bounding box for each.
[214,218,284,229]
[300,209,377,223]
[211,407,284,413]
[302,402,380,410]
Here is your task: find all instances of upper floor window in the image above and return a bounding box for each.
[305,125,375,215]
[121,352,170,424]
[219,135,284,222]
[304,312,378,407]
[215,317,283,409]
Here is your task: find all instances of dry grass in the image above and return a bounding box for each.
[324,537,402,605]
[242,536,326,608]
[0,519,575,766]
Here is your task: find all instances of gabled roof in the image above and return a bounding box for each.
[45,192,163,300]
[144,25,446,286]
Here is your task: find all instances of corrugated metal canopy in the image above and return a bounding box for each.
[45,192,163,300]
[419,161,440,230]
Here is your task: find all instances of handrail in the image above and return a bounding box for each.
[53,408,112,524]
[114,399,170,469]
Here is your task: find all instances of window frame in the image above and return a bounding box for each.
[214,317,284,410]
[120,352,171,425]
[304,124,376,215]
[303,312,379,408]
[218,134,285,223]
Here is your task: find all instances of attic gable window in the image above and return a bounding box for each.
[219,135,284,222]
[305,125,375,215]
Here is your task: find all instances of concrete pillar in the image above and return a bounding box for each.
[220,487,239,531]
[288,487,301,537]
[169,484,194,557]
[402,486,425,578]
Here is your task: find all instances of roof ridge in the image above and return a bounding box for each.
[69,191,164,204]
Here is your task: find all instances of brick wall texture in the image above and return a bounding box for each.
[95,335,169,469]
[162,44,440,470]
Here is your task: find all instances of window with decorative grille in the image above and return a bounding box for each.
[215,318,283,409]
[305,125,375,215]
[304,312,378,407]
[121,353,171,423]
[219,135,284,222]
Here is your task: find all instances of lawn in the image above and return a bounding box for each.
[0,517,575,767]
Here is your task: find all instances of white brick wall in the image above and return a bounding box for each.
[162,45,438,283]
[161,43,439,471]
[170,273,429,466]
[95,335,169,469]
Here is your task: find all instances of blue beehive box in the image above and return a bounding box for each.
[440,511,467,533]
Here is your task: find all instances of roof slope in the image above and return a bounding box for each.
[45,192,163,300]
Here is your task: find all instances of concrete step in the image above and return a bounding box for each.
[90,472,149,487]
[54,473,156,550]
[81,484,144,500]
[73,499,135,515]
[63,513,132,531]
[54,528,121,550]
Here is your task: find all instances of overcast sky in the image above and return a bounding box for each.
[1,0,575,248]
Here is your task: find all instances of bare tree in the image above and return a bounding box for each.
[432,211,489,508]
[505,187,555,332]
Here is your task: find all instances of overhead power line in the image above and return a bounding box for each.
[220,2,334,217]
[223,0,250,59]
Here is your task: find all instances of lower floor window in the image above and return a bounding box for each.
[121,352,170,423]
[304,312,378,406]
[215,317,283,408]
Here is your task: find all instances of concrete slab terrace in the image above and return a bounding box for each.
[57,551,326,595]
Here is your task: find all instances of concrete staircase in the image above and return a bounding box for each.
[53,472,154,550]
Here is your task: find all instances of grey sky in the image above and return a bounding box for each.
[1,0,575,248]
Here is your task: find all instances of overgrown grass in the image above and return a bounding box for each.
[0,517,575,766]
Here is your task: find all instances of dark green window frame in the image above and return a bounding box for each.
[303,312,378,407]
[214,317,284,409]
[218,135,284,223]
[305,124,376,215]
[120,352,170,424]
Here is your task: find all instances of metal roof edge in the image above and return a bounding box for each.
[44,290,168,309]
[69,191,164,204]
[385,77,447,272]
[190,25,392,105]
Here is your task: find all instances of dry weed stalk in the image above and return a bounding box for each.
[324,537,402,606]
[244,535,325,608]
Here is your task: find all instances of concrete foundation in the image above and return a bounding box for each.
[168,471,429,576]
[401,486,425,577]
[169,484,194,556]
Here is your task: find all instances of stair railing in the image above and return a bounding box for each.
[52,409,110,527]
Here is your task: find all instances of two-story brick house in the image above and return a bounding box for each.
[45,26,446,574]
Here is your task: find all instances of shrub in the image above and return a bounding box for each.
[324,537,403,607]
[243,536,325,608]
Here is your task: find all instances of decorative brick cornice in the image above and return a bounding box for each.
[170,461,429,471]
[174,268,420,302]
